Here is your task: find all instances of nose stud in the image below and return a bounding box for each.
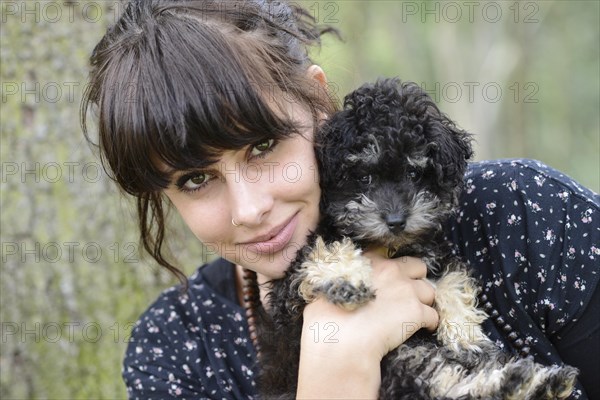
[232,218,241,227]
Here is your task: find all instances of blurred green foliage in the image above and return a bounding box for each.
[0,1,598,398]
[313,0,599,192]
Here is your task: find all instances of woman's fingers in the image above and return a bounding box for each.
[392,256,429,279]
[363,252,439,336]
[420,304,440,332]
[415,277,436,306]
[364,251,428,279]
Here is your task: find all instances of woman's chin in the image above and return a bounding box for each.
[257,260,291,281]
[242,243,304,279]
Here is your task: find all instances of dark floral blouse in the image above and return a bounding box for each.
[123,159,600,399]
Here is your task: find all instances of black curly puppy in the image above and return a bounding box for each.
[257,79,578,399]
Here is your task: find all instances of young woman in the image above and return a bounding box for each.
[81,0,599,398]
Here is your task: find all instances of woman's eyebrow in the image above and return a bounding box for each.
[156,158,216,177]
[154,163,177,182]
[153,163,191,187]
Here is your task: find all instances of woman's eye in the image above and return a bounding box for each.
[189,174,207,185]
[178,172,214,192]
[250,139,275,157]
[360,175,372,184]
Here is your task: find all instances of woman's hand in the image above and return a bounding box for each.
[296,253,438,399]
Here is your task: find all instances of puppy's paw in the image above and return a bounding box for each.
[433,270,490,352]
[295,236,375,310]
[498,358,578,400]
[451,357,577,399]
[528,363,578,400]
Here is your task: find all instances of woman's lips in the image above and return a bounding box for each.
[241,213,299,255]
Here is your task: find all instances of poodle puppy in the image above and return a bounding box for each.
[257,79,578,399]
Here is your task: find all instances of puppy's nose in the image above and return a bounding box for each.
[385,213,406,234]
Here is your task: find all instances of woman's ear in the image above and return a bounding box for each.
[307,64,327,88]
[307,65,330,125]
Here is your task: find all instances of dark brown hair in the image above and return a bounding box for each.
[81,0,339,286]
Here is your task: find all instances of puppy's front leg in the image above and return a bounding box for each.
[433,268,490,352]
[294,236,375,310]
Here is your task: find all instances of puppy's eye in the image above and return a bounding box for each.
[360,175,372,184]
[407,168,420,181]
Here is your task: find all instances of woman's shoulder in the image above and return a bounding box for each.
[455,158,599,247]
[122,258,257,399]
[125,258,246,353]
[454,158,599,296]
[464,158,599,206]
[129,258,241,333]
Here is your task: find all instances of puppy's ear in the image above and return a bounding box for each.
[427,114,473,203]
[314,110,357,190]
[386,80,473,201]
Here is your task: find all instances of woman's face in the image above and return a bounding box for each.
[163,103,321,280]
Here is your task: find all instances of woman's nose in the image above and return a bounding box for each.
[228,171,273,227]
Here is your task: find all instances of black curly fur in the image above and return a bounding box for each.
[256,79,577,399]
[317,78,472,213]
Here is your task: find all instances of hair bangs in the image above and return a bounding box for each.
[93,4,302,195]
